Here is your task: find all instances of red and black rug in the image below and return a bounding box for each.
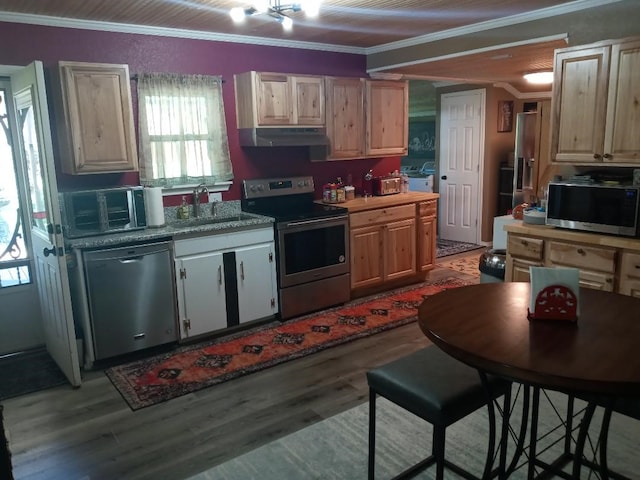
[106,277,470,410]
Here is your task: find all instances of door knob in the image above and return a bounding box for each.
[441,175,447,180]
[43,246,57,257]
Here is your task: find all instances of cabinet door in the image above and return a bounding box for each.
[235,243,278,324]
[618,250,640,296]
[350,225,384,288]
[365,80,408,156]
[505,256,542,282]
[551,46,610,163]
[325,77,365,159]
[292,76,324,125]
[175,252,227,339]
[255,72,293,125]
[603,39,640,164]
[385,218,416,281]
[58,62,138,174]
[418,215,437,272]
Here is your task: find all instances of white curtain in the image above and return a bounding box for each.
[137,73,233,188]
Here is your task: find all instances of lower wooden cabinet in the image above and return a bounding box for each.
[350,204,416,289]
[505,229,628,294]
[418,200,437,271]
[174,227,278,340]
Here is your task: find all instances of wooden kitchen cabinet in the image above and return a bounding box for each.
[618,251,640,297]
[417,200,437,271]
[322,77,408,160]
[551,37,640,165]
[547,240,616,291]
[234,71,324,127]
[350,204,416,289]
[365,80,409,157]
[174,227,278,340]
[324,76,365,159]
[55,61,138,174]
[505,234,544,282]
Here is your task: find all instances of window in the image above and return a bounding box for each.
[0,82,32,288]
[137,73,233,189]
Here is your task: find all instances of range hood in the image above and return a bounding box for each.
[239,127,329,147]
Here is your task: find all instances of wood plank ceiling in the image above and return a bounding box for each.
[0,0,578,93]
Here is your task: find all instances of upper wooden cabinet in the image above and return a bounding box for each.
[551,37,640,165]
[325,77,365,159]
[324,77,408,160]
[55,61,138,175]
[234,71,325,127]
[365,80,409,157]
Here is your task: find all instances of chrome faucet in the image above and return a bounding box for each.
[192,183,209,217]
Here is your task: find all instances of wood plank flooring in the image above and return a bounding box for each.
[2,253,481,480]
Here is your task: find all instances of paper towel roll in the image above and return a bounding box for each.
[144,187,165,227]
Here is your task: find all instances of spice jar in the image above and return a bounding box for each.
[344,185,355,201]
[336,186,346,203]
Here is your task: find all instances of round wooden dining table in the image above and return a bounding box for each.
[418,282,640,397]
[417,282,640,479]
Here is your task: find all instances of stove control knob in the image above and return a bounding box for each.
[249,185,257,192]
[257,185,264,191]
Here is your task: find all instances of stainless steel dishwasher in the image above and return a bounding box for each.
[83,241,177,360]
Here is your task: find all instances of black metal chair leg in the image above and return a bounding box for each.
[527,387,540,480]
[369,389,376,480]
[572,401,596,479]
[433,425,445,480]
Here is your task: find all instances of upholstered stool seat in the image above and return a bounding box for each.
[367,346,512,480]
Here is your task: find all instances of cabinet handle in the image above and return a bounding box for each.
[218,265,222,285]
[577,248,586,255]
[521,240,528,246]
[240,261,245,280]
[603,153,612,159]
[593,153,602,159]
[635,265,640,269]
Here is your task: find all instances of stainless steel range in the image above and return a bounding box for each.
[242,176,350,320]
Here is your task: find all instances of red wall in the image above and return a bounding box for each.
[0,21,401,204]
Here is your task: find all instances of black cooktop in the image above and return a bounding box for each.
[242,194,347,223]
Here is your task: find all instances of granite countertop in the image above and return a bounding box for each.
[503,221,640,250]
[316,192,439,213]
[65,202,274,250]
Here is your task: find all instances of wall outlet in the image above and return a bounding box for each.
[208,192,222,203]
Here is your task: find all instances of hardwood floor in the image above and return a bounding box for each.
[2,253,481,480]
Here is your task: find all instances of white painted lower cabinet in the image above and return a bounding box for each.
[173,226,278,340]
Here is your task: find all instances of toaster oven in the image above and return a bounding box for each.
[373,176,401,196]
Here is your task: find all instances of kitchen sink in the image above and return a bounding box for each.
[172,214,257,228]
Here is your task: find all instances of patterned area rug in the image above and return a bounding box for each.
[106,277,470,410]
[438,251,484,278]
[436,239,484,258]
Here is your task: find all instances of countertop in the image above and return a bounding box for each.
[503,221,640,250]
[65,210,274,250]
[317,192,439,213]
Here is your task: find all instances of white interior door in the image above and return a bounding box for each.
[438,89,485,244]
[11,61,81,386]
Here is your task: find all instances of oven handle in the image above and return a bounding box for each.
[281,215,349,229]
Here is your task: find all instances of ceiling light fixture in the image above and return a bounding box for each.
[523,71,554,85]
[230,0,321,31]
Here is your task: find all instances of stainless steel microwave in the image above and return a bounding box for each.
[59,186,147,238]
[546,182,640,237]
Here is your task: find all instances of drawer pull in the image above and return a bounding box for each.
[577,248,586,255]
[521,240,528,246]
[635,265,640,269]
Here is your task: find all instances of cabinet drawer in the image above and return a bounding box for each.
[620,251,640,280]
[507,235,544,261]
[418,200,437,217]
[548,241,616,273]
[350,204,414,228]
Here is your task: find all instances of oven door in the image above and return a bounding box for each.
[277,214,349,288]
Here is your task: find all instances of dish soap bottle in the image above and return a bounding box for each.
[177,195,190,219]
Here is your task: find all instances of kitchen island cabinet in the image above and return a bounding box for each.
[331,192,439,295]
[504,222,640,295]
[551,36,640,165]
[174,226,278,340]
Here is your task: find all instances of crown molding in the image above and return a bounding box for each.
[493,82,552,100]
[0,12,367,55]
[365,0,622,54]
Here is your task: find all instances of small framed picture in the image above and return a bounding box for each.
[497,100,514,132]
